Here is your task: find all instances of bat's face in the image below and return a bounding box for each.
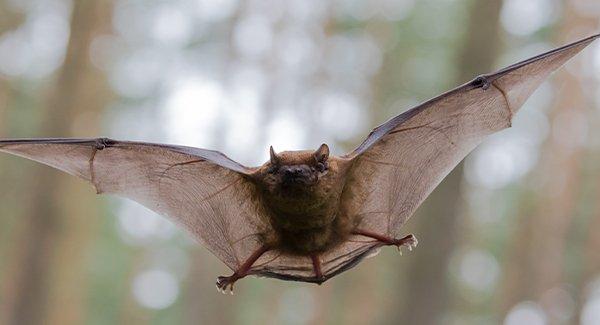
[257,144,330,196]
[277,164,319,187]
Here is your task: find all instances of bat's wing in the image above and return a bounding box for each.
[342,34,599,240]
[0,138,383,283]
[227,35,599,283]
[0,138,273,272]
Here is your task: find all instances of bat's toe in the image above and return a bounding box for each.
[216,274,239,294]
[394,233,418,253]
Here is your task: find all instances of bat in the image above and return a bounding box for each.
[1,34,598,293]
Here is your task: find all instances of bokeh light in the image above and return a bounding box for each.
[132,269,180,309]
[504,301,547,325]
[501,0,559,36]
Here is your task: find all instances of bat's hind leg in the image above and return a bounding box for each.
[352,229,418,254]
[216,245,270,294]
[310,254,325,284]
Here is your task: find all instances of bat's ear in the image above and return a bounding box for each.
[314,143,330,163]
[270,146,281,165]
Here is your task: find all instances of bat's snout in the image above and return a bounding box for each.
[281,165,314,185]
[284,167,304,177]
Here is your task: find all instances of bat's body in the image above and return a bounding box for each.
[252,149,353,255]
[218,147,416,288]
[1,34,598,293]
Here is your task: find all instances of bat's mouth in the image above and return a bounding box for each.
[282,175,313,186]
[280,165,316,186]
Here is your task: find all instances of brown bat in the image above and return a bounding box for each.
[0,34,598,293]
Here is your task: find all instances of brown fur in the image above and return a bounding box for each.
[249,148,355,255]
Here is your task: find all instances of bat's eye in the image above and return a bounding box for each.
[267,166,278,174]
[316,162,327,172]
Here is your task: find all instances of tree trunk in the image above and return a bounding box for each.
[398,1,503,323]
[499,3,596,323]
[3,1,113,324]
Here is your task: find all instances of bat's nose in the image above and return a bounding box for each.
[284,167,303,177]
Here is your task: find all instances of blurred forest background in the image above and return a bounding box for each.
[1,0,600,324]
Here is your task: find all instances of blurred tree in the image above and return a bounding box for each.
[0,4,20,137]
[500,3,598,323]
[397,1,503,324]
[1,1,114,324]
[0,82,6,135]
[582,161,600,318]
[0,2,24,33]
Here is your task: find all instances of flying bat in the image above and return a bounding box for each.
[1,34,598,293]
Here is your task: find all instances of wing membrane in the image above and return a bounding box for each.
[0,138,266,270]
[345,34,598,238]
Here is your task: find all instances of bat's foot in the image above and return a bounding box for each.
[352,229,418,254]
[215,244,271,294]
[216,273,241,294]
[393,234,418,255]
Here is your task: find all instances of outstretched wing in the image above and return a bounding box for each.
[0,138,384,283]
[343,34,599,239]
[0,138,272,271]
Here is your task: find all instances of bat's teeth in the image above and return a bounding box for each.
[408,246,412,251]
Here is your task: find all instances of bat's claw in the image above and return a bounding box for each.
[353,229,419,254]
[394,234,418,253]
[216,274,239,294]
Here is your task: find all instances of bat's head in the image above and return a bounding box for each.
[258,144,330,194]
